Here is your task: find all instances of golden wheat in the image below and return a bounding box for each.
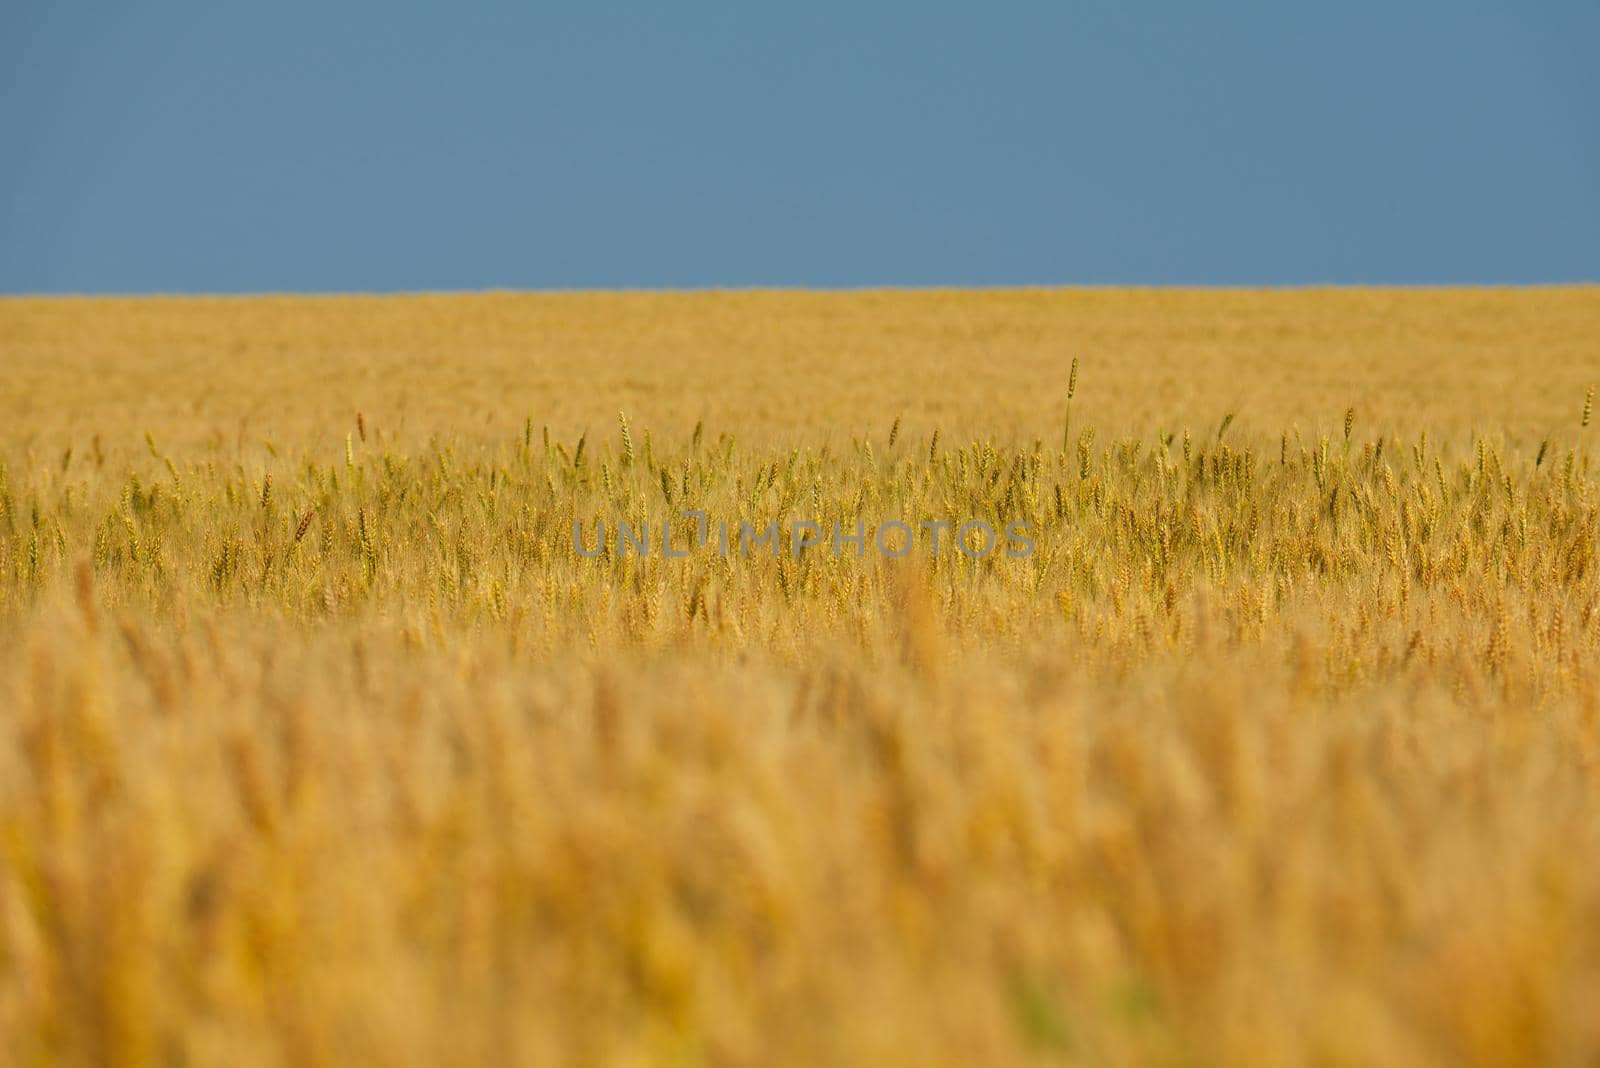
[0,288,1598,1066]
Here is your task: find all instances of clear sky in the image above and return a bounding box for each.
[2,2,1597,293]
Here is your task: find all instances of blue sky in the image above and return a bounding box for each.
[2,2,1596,292]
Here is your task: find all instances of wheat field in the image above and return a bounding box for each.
[2,287,1599,1066]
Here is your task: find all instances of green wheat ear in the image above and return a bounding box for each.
[1062,356,1079,452]
[618,411,634,466]
[1583,385,1593,429]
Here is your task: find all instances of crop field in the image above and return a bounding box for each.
[2,287,1600,1066]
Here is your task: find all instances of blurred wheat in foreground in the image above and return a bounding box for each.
[2,288,1599,1067]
